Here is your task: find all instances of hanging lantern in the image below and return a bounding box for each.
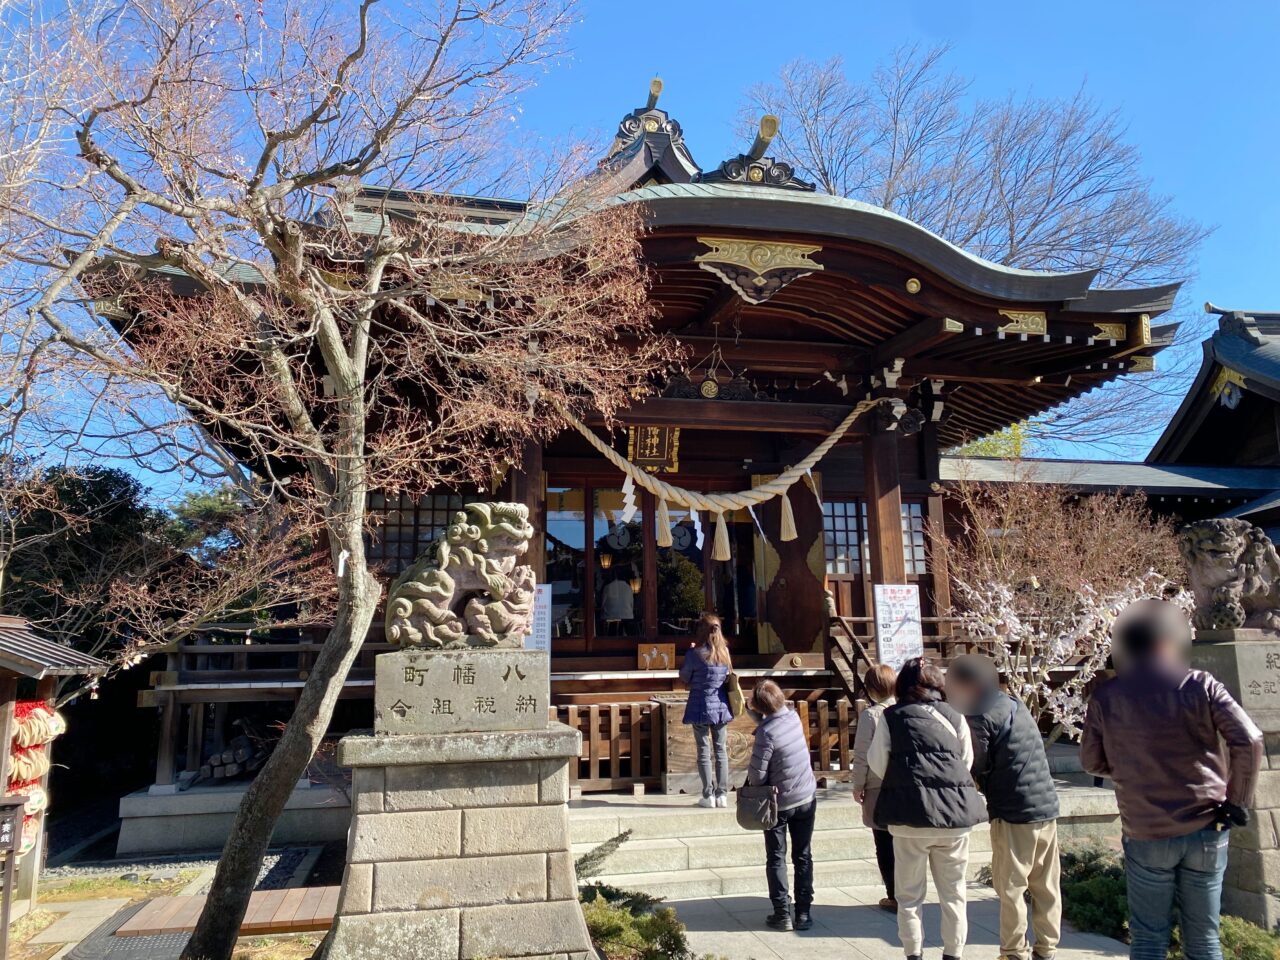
[599,553,613,570]
[629,574,642,595]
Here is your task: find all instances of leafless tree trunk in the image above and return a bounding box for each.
[0,2,671,957]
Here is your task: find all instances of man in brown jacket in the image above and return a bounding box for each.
[1081,599,1262,960]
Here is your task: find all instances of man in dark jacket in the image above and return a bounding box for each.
[1081,599,1262,960]
[948,655,1061,960]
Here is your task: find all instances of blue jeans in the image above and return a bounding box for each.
[1122,826,1229,960]
[692,723,728,798]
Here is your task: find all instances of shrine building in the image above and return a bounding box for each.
[119,84,1197,847]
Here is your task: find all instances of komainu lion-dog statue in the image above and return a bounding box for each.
[384,502,537,649]
[1179,517,1280,632]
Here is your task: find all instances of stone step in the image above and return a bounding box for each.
[592,849,994,901]
[569,798,863,844]
[569,782,1118,846]
[574,826,995,875]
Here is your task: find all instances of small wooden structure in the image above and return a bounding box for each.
[117,885,340,938]
[0,616,107,931]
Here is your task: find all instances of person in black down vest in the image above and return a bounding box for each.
[869,657,987,960]
[947,655,1061,960]
[748,679,818,932]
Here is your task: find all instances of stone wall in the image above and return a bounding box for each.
[326,722,591,960]
[1193,634,1280,928]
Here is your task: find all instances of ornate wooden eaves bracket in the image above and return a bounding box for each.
[1211,367,1247,409]
[695,236,824,305]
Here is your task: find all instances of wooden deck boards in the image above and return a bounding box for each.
[115,885,340,937]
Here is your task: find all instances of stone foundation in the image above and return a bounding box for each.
[326,723,592,960]
[1193,634,1280,928]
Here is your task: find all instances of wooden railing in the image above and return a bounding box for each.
[825,615,1002,704]
[803,697,854,783]
[556,694,856,794]
[559,702,663,792]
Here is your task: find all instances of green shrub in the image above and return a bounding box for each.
[1055,841,1280,959]
[1058,841,1129,941]
[575,830,634,880]
[581,893,696,960]
[1062,872,1130,941]
[579,881,664,916]
[1174,915,1280,960]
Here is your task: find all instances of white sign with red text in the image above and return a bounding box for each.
[874,583,924,671]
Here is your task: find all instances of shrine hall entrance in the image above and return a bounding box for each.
[543,479,767,656]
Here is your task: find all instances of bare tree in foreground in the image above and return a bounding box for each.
[741,48,1210,454]
[936,466,1187,739]
[0,2,670,957]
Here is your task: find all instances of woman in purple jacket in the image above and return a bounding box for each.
[680,613,734,808]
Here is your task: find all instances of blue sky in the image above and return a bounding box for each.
[512,0,1280,457]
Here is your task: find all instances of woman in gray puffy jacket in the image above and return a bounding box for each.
[748,679,818,932]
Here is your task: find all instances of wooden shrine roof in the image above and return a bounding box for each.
[0,616,107,678]
[1149,306,1280,463]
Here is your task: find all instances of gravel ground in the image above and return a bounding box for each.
[43,848,305,890]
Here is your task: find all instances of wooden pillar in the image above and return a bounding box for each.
[154,693,178,787]
[0,677,15,793]
[511,439,546,578]
[185,702,204,773]
[863,427,906,586]
[919,419,952,632]
[211,702,228,754]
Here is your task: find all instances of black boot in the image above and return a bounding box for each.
[765,907,793,931]
[793,906,812,930]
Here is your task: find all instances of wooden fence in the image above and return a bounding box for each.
[556,696,854,793]
[558,702,664,792]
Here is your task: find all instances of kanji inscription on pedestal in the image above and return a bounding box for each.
[374,649,549,735]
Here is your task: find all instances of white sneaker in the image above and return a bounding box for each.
[697,796,715,808]
[715,795,728,807]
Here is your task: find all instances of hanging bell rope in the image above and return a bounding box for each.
[552,397,882,560]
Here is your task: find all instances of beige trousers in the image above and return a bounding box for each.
[989,818,1062,960]
[893,832,970,957]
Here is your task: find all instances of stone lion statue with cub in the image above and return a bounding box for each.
[1179,517,1280,632]
[385,501,536,649]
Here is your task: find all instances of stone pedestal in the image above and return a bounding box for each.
[326,650,590,960]
[1192,633,1280,928]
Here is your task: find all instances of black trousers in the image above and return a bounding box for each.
[765,797,817,911]
[873,827,896,900]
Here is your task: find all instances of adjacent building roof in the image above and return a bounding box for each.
[940,456,1280,499]
[0,616,108,679]
[1149,307,1280,462]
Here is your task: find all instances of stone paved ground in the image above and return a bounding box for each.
[29,898,130,946]
[672,883,1126,960]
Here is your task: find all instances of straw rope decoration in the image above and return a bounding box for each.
[554,396,884,560]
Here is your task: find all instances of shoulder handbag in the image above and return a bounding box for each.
[736,781,779,831]
[725,672,746,718]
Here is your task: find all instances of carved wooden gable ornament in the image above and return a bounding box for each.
[695,237,824,305]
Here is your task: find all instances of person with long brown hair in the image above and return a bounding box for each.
[679,612,733,807]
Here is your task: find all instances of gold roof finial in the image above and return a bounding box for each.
[748,115,779,160]
[647,78,662,111]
